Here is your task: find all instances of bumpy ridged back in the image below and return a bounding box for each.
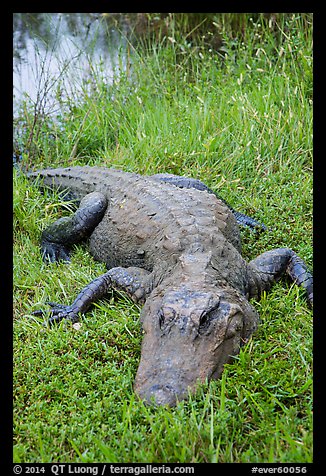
[28,166,241,251]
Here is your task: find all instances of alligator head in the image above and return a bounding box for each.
[134,282,258,406]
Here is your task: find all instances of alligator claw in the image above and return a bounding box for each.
[41,240,71,263]
[31,309,45,317]
[32,301,79,326]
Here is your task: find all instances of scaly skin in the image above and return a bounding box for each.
[28,166,313,406]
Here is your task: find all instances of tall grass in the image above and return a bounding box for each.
[13,13,313,463]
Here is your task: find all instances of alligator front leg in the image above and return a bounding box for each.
[34,266,153,325]
[248,247,313,305]
[41,192,108,262]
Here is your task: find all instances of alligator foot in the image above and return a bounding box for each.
[41,192,108,263]
[33,302,79,325]
[41,240,71,263]
[32,271,113,326]
[32,266,153,326]
[231,210,267,232]
[248,247,313,306]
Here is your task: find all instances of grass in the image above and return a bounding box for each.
[13,13,313,463]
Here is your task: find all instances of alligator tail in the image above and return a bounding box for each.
[27,166,108,201]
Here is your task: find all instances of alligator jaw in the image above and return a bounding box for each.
[134,365,201,407]
[137,383,183,407]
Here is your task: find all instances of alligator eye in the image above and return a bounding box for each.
[199,312,209,327]
[199,309,216,331]
[158,311,164,328]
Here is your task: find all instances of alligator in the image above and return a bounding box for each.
[28,166,313,406]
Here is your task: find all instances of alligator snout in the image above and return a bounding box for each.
[133,285,258,406]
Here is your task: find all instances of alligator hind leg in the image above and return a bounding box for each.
[41,192,108,262]
[248,247,313,305]
[151,173,266,231]
[34,266,153,325]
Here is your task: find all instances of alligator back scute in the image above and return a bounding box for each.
[88,172,240,273]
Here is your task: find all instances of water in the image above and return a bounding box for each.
[13,13,129,117]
